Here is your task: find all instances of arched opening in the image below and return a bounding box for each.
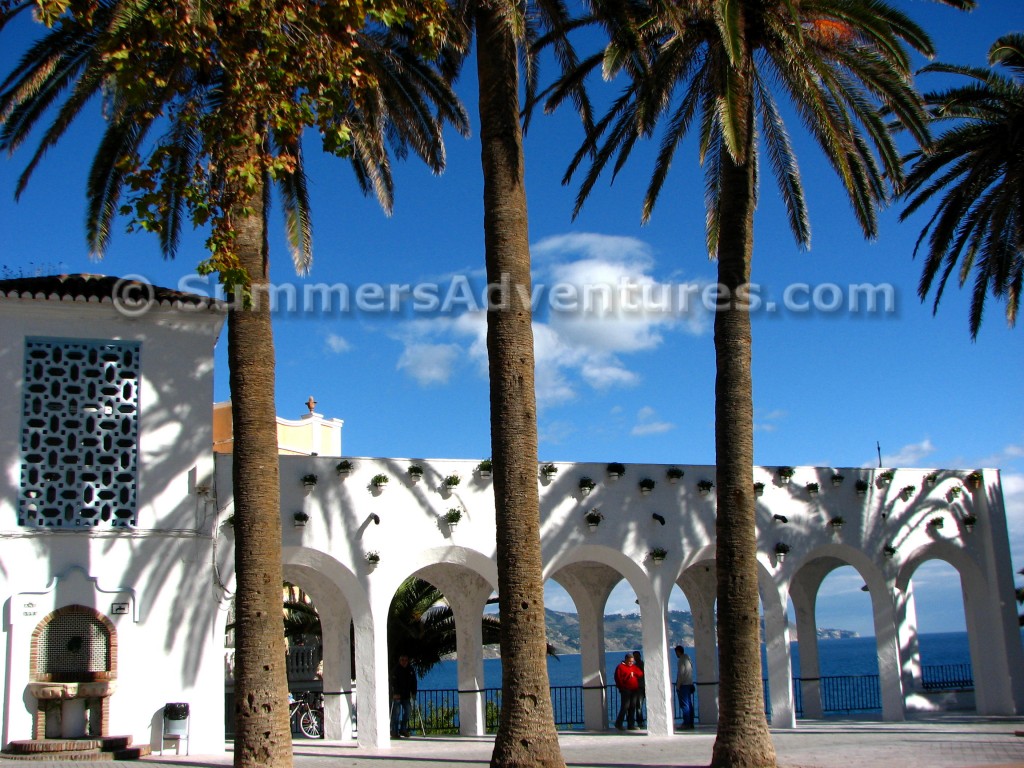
[899,559,975,712]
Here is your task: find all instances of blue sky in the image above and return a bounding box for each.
[1,2,1022,638]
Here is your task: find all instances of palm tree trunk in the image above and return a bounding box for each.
[710,104,777,767]
[475,6,564,767]
[228,157,294,768]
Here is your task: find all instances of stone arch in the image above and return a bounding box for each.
[893,539,1013,714]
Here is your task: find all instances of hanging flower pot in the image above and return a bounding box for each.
[855,480,869,496]
[829,516,844,531]
[649,547,668,565]
[408,465,423,484]
[883,545,897,559]
[584,509,603,531]
[294,512,309,528]
[774,542,790,563]
[606,462,626,480]
[444,508,462,531]
[371,473,390,493]
[806,482,820,496]
[697,480,713,497]
[962,514,977,533]
[666,467,684,484]
[753,482,765,497]
[301,474,318,492]
[336,460,353,477]
[639,478,656,496]
[777,466,794,485]
[965,471,982,490]
[878,470,895,487]
[579,477,595,497]
[477,459,493,479]
[831,474,845,487]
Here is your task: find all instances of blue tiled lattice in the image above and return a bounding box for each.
[19,338,141,527]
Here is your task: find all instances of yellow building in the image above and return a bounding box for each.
[213,397,344,457]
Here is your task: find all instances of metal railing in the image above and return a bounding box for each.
[413,665,973,731]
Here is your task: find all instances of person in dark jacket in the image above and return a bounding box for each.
[389,654,417,738]
[632,649,646,727]
[613,653,643,731]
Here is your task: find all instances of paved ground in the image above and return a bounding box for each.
[15,715,1024,767]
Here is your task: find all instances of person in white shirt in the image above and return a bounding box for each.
[674,645,695,729]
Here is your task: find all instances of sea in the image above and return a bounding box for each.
[418,631,975,690]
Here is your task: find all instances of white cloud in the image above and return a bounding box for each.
[754,409,786,433]
[877,439,936,468]
[324,333,351,354]
[396,343,461,386]
[390,232,712,405]
[1001,472,1024,568]
[630,406,675,437]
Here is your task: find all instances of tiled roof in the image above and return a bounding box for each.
[0,273,221,309]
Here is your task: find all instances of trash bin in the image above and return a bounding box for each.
[162,703,190,755]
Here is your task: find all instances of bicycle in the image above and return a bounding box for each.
[288,692,323,739]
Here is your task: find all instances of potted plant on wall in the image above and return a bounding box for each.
[949,485,963,499]
[371,473,390,492]
[883,544,897,559]
[301,473,318,491]
[540,463,558,481]
[900,485,916,501]
[336,459,353,477]
[928,516,945,529]
[477,459,493,479]
[444,508,463,530]
[965,471,983,490]
[649,546,668,564]
[697,479,714,497]
[878,469,895,486]
[962,514,977,532]
[584,508,604,531]
[831,473,845,487]
[806,482,820,496]
[639,478,656,496]
[365,551,380,567]
[666,467,684,484]
[443,474,461,490]
[828,515,845,530]
[408,464,424,484]
[777,466,795,484]
[925,472,939,486]
[774,542,791,562]
[855,479,869,496]
[578,477,596,497]
[606,462,626,479]
[293,511,309,527]
[753,482,765,497]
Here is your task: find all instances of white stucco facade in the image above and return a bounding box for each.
[215,454,1024,747]
[2,275,1023,756]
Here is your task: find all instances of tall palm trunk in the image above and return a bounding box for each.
[228,154,294,768]
[711,92,776,767]
[475,6,564,767]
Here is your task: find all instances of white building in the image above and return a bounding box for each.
[2,274,1023,755]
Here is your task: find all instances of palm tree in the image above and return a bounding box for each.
[387,578,504,675]
[547,1,970,764]
[0,3,465,766]
[900,32,1024,338]
[436,1,585,764]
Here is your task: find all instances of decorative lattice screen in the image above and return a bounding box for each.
[37,610,111,678]
[19,338,141,527]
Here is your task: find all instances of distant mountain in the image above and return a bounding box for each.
[542,608,856,654]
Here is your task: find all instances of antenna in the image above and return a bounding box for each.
[876,441,882,468]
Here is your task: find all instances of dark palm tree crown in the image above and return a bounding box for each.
[550,0,957,249]
[900,32,1024,338]
[0,0,468,272]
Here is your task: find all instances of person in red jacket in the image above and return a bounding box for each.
[613,653,644,730]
